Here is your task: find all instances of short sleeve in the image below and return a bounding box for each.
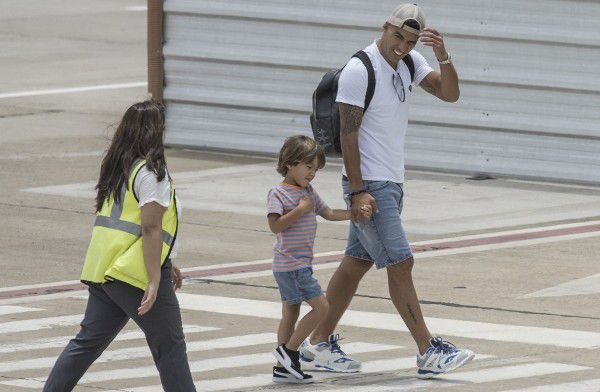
[134,166,171,208]
[335,57,369,108]
[312,189,328,215]
[409,50,434,86]
[267,188,284,216]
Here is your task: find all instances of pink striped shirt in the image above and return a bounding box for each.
[267,183,328,272]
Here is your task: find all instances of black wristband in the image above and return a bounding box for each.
[349,189,367,197]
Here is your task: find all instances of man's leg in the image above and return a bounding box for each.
[387,257,432,354]
[310,256,372,344]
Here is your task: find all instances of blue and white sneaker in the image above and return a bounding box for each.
[299,333,361,373]
[416,337,475,379]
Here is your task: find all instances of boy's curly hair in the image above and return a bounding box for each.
[277,135,326,176]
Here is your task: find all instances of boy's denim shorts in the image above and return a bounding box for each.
[273,267,323,305]
[342,178,413,269]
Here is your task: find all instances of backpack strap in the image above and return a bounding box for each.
[402,54,415,83]
[351,50,376,112]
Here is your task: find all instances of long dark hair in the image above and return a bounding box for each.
[95,100,167,212]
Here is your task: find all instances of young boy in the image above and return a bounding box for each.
[267,135,371,383]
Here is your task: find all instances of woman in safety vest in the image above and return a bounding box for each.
[44,100,196,392]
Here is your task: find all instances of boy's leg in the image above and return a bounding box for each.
[43,284,128,392]
[278,302,300,345]
[287,295,328,350]
[276,302,300,366]
[102,263,196,392]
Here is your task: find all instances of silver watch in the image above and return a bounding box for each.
[438,52,452,65]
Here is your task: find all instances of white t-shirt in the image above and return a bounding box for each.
[134,166,181,259]
[336,41,433,183]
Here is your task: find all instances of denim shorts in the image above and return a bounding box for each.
[342,179,413,269]
[273,267,323,305]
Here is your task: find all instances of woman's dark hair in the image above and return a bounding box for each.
[277,135,326,176]
[95,100,166,212]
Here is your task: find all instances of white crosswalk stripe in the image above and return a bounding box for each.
[175,293,600,349]
[112,355,495,392]
[499,378,600,392]
[0,305,42,316]
[0,342,400,389]
[0,294,597,392]
[0,333,279,372]
[0,325,217,354]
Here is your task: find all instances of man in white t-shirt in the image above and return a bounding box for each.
[300,4,474,379]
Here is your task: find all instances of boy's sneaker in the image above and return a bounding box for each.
[416,337,475,379]
[272,344,311,381]
[272,366,314,384]
[299,333,361,373]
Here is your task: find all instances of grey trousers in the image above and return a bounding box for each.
[43,261,196,392]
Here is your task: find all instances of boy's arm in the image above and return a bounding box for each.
[319,207,351,221]
[267,199,312,233]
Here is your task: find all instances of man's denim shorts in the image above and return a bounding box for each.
[342,178,413,269]
[273,267,323,305]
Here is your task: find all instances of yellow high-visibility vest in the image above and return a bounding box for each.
[81,160,178,290]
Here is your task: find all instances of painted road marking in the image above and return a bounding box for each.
[0,314,82,334]
[0,82,146,99]
[0,333,279,372]
[500,378,600,391]
[106,355,495,392]
[3,219,600,302]
[522,273,600,298]
[0,342,399,388]
[0,324,217,354]
[0,305,41,316]
[283,364,591,392]
[176,293,600,349]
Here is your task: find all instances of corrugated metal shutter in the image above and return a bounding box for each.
[163,0,600,184]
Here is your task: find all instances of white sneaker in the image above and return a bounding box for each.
[299,333,361,373]
[416,337,475,379]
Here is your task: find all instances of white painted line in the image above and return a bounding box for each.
[500,378,600,392]
[0,290,87,306]
[122,355,494,392]
[0,324,217,354]
[0,82,146,99]
[0,333,278,373]
[412,220,600,245]
[0,305,42,316]
[176,294,600,349]
[521,273,600,298]
[0,314,82,334]
[298,363,592,392]
[76,341,398,384]
[0,151,103,161]
[0,343,400,389]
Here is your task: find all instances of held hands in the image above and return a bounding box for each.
[420,27,448,61]
[351,192,377,223]
[298,196,315,214]
[138,280,159,316]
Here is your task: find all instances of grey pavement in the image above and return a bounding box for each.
[1,2,599,392]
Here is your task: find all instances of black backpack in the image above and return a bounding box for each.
[310,51,415,156]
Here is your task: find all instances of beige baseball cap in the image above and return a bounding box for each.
[386,3,426,34]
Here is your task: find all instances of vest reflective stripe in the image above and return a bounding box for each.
[94,215,174,246]
[81,160,177,290]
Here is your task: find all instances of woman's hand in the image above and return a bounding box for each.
[138,280,159,316]
[171,263,183,291]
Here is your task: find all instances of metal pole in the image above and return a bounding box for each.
[147,0,164,102]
